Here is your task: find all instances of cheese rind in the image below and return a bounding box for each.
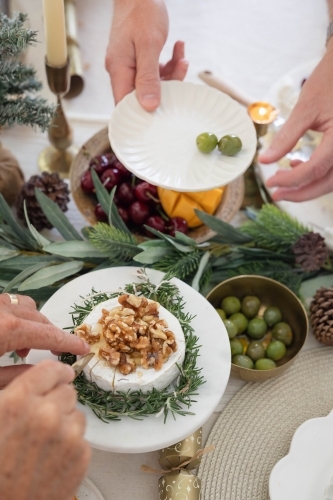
[80,297,186,394]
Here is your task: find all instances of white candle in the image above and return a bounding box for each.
[42,0,67,67]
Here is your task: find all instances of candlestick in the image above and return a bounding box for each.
[38,59,78,179]
[64,0,84,98]
[43,0,67,67]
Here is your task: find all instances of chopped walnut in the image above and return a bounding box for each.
[99,346,121,367]
[118,353,136,375]
[74,324,100,345]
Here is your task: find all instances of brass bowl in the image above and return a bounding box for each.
[70,127,245,243]
[206,275,308,382]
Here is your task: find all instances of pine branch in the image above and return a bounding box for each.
[154,250,201,280]
[88,223,140,261]
[241,204,309,252]
[0,13,38,58]
[0,96,55,131]
[0,60,41,96]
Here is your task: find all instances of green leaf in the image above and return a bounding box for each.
[88,223,140,260]
[133,247,172,264]
[0,246,19,262]
[43,241,107,259]
[91,169,109,214]
[0,194,37,249]
[138,240,170,249]
[0,254,66,271]
[154,250,201,280]
[34,189,83,241]
[192,251,210,291]
[195,209,252,244]
[144,226,194,253]
[18,261,84,291]
[108,186,132,234]
[23,201,51,247]
[174,231,197,246]
[9,351,22,364]
[3,262,55,292]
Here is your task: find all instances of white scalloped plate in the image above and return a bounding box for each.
[269,410,333,500]
[26,267,231,453]
[109,81,256,192]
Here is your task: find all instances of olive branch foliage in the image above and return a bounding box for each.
[60,274,203,422]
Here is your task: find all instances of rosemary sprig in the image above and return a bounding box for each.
[60,272,204,422]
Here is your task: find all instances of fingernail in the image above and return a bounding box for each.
[140,94,159,107]
[82,342,91,353]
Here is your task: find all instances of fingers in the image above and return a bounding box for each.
[1,312,90,355]
[135,40,162,111]
[258,102,312,164]
[266,132,333,189]
[107,52,136,106]
[0,294,36,309]
[271,166,333,202]
[0,365,33,390]
[9,306,51,325]
[8,360,75,396]
[160,41,189,81]
[46,383,78,415]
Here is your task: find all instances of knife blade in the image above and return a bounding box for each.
[71,352,95,378]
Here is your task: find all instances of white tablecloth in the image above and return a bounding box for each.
[1,1,329,498]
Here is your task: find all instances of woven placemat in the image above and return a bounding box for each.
[198,347,333,500]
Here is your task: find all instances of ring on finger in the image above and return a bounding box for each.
[3,293,19,306]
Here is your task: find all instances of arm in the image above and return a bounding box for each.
[105,0,188,110]
[258,1,333,202]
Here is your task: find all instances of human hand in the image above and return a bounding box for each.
[106,0,188,110]
[0,360,90,500]
[0,293,90,388]
[258,43,333,202]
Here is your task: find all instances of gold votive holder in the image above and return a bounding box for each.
[248,101,278,137]
[38,58,78,179]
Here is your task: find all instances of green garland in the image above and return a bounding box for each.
[60,274,204,422]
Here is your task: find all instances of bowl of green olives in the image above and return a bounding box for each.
[207,275,308,382]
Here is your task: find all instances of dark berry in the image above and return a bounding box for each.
[118,207,130,225]
[145,216,166,235]
[94,203,108,222]
[113,160,131,180]
[89,153,115,176]
[134,182,158,203]
[129,201,150,225]
[101,168,121,191]
[117,183,135,206]
[167,217,188,236]
[81,170,95,193]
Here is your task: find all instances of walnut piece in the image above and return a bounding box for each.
[74,324,100,345]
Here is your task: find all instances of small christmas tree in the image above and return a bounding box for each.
[0,12,54,131]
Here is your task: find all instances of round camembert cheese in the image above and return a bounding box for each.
[74,294,186,393]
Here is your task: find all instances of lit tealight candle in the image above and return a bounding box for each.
[248,102,277,124]
[42,0,67,67]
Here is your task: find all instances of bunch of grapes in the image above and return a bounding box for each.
[80,152,188,236]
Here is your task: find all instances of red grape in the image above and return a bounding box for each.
[118,207,130,225]
[145,216,166,235]
[117,183,135,206]
[166,217,188,236]
[113,160,131,180]
[81,170,95,193]
[129,201,150,225]
[89,153,115,176]
[134,182,158,203]
[101,168,121,191]
[94,203,108,222]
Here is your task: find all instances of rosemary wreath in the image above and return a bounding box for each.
[60,271,205,422]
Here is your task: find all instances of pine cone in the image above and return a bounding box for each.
[16,172,70,230]
[292,232,330,271]
[310,287,333,345]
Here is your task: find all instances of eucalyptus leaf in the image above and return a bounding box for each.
[138,240,170,249]
[18,261,84,291]
[0,246,19,262]
[108,186,131,234]
[3,262,55,292]
[44,241,108,259]
[133,246,172,264]
[24,201,51,247]
[174,231,197,246]
[0,194,37,249]
[195,209,252,244]
[144,226,193,253]
[0,254,66,270]
[91,169,109,215]
[34,189,83,241]
[192,251,210,291]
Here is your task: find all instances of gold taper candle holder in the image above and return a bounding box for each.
[38,58,78,179]
[64,0,84,99]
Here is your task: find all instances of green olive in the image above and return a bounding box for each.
[196,132,218,153]
[255,358,277,370]
[232,354,254,369]
[230,338,243,357]
[246,341,265,361]
[247,317,267,339]
[218,135,242,156]
[229,312,248,334]
[263,306,282,327]
[266,340,286,361]
[241,295,261,319]
[272,322,293,346]
[221,296,241,316]
[216,308,227,320]
[223,319,238,339]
